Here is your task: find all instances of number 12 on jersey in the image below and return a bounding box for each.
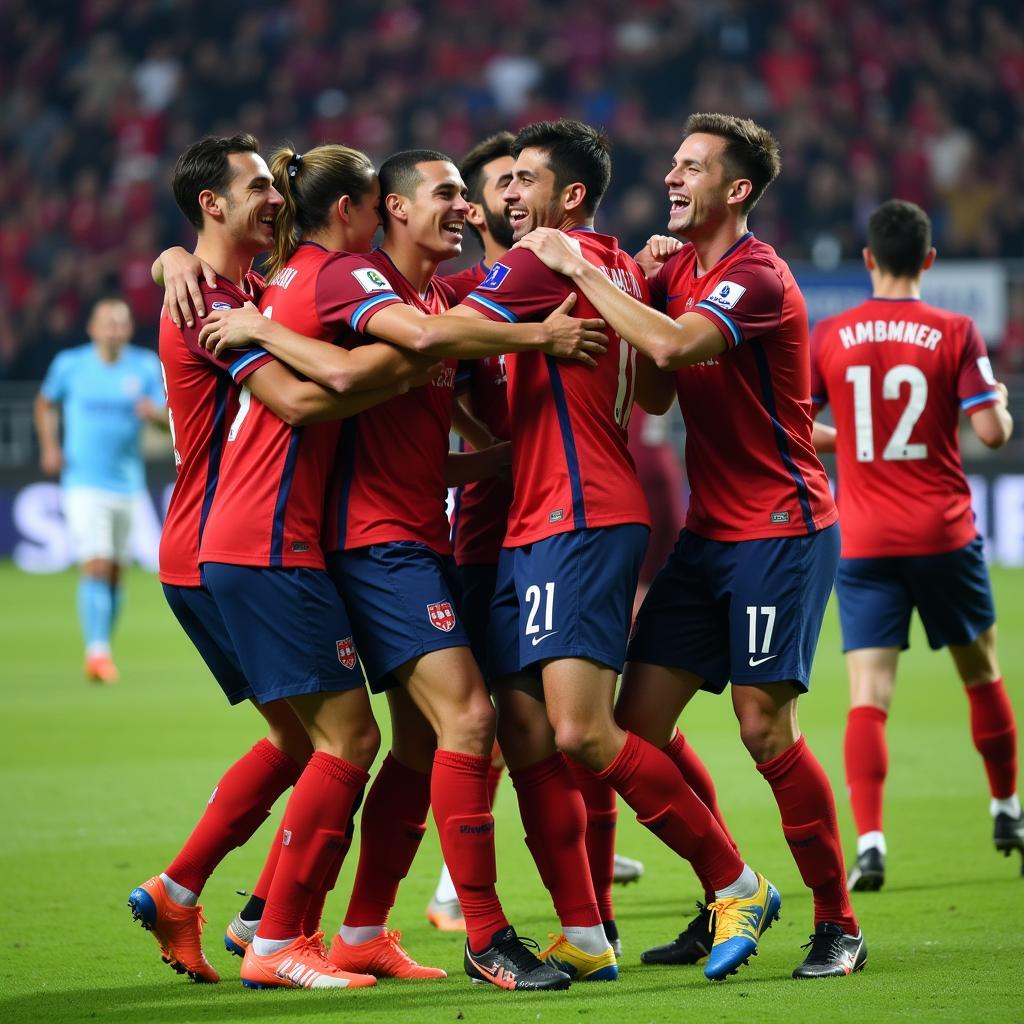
[845,363,928,463]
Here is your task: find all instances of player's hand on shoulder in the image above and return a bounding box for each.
[634,235,683,280]
[159,247,218,328]
[199,301,266,356]
[542,293,607,368]
[515,227,585,275]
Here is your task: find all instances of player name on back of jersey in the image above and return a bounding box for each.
[838,318,943,351]
[597,264,644,298]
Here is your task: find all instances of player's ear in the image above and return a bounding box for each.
[465,202,486,228]
[336,194,351,223]
[384,192,408,223]
[862,247,875,273]
[562,182,587,213]
[922,247,937,271]
[197,188,224,222]
[727,178,752,209]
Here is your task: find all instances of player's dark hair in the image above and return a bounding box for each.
[867,199,932,277]
[460,132,515,246]
[511,119,611,216]
[682,113,781,213]
[171,133,261,230]
[265,142,376,281]
[378,148,454,226]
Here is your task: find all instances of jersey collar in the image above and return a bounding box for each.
[693,231,753,278]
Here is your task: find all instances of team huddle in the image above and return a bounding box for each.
[119,112,1021,992]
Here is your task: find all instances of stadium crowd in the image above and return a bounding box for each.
[2,0,1023,377]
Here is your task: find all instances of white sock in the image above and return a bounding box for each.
[86,641,111,658]
[563,924,611,955]
[434,862,458,904]
[339,924,386,945]
[991,794,1021,818]
[252,934,296,956]
[714,864,758,900]
[160,873,198,908]
[857,831,887,856]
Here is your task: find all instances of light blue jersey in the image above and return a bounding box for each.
[41,343,165,494]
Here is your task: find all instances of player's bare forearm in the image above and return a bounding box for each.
[296,382,404,424]
[811,421,837,454]
[445,442,512,486]
[634,355,676,415]
[451,393,498,451]
[33,394,63,475]
[969,385,1013,449]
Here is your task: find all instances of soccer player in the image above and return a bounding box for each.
[517,113,865,979]
[809,198,1022,889]
[35,296,165,684]
[130,133,428,988]
[200,146,607,991]
[452,118,780,983]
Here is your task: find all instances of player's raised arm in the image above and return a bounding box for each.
[152,246,219,328]
[516,227,726,370]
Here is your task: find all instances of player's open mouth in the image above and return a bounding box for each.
[508,208,529,225]
[442,220,464,239]
[669,192,690,212]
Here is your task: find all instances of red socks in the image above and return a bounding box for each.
[258,752,369,941]
[566,758,617,921]
[432,749,509,951]
[757,736,858,934]
[511,754,601,928]
[966,679,1018,799]
[598,731,745,893]
[844,706,888,835]
[343,754,432,927]
[165,739,303,896]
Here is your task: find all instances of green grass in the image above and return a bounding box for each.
[1,562,1022,1023]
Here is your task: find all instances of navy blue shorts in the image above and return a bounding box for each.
[201,562,365,704]
[836,535,995,652]
[458,561,499,670]
[488,524,649,681]
[326,542,470,692]
[163,582,252,705]
[628,523,840,694]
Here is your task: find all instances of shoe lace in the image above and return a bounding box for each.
[706,896,758,944]
[497,933,544,972]
[300,931,332,966]
[799,927,844,964]
[539,932,565,958]
[383,929,414,962]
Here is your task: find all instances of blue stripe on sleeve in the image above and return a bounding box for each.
[465,293,519,322]
[695,301,742,347]
[961,391,999,412]
[351,293,402,333]
[229,348,270,380]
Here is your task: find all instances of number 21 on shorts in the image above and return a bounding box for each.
[746,605,777,667]
[525,581,557,646]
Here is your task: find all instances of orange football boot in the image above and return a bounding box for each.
[241,933,377,989]
[329,928,447,979]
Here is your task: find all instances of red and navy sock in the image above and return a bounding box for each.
[966,679,1018,799]
[258,752,369,941]
[844,706,888,836]
[757,736,858,935]
[432,749,509,951]
[165,739,302,897]
[511,753,601,927]
[598,732,744,892]
[343,754,432,928]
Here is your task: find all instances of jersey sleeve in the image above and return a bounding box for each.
[648,261,670,314]
[808,320,829,410]
[957,320,1001,414]
[691,261,784,349]
[178,285,274,384]
[459,248,571,322]
[316,255,405,337]
[40,350,72,402]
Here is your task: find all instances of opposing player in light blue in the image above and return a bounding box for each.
[34,296,166,683]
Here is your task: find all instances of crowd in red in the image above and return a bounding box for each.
[2,0,1022,377]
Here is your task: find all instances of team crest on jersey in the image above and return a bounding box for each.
[427,601,456,632]
[336,637,357,669]
[353,267,393,293]
[706,280,746,309]
[478,262,511,290]
[210,301,232,311]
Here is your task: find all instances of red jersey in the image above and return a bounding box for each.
[444,260,514,565]
[810,297,1000,557]
[157,272,272,586]
[199,243,404,569]
[324,248,459,554]
[461,227,651,547]
[652,233,837,541]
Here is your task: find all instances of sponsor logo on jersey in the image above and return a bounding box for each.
[548,508,565,523]
[770,511,790,524]
[210,301,233,310]
[336,637,357,669]
[706,280,746,309]
[478,262,511,290]
[427,600,456,632]
[353,267,392,293]
[291,541,310,552]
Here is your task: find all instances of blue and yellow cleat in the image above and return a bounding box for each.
[540,934,619,981]
[703,873,781,981]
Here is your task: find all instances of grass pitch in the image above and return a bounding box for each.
[1,562,1022,1023]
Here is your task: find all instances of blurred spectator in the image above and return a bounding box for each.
[1,0,1022,378]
